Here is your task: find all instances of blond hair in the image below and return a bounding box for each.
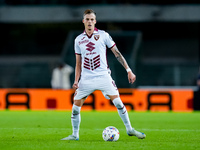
[83,9,96,18]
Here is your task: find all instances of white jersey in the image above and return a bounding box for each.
[74,28,115,79]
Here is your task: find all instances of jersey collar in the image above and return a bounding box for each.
[83,27,98,38]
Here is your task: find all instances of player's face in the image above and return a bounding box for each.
[83,13,96,31]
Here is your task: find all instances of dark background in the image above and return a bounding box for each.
[0,0,199,88]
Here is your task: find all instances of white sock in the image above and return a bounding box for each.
[71,104,81,138]
[112,97,132,131]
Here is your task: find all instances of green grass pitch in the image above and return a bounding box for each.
[0,110,200,150]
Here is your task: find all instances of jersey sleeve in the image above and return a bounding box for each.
[105,32,115,49]
[74,38,81,54]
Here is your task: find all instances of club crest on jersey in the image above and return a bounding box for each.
[94,35,100,41]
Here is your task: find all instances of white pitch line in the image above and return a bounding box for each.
[139,129,200,132]
[96,128,200,132]
[0,128,69,130]
[0,128,200,132]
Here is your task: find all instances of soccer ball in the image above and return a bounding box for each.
[102,126,120,141]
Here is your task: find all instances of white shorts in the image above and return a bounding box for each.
[74,74,119,100]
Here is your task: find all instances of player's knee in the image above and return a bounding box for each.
[74,97,86,107]
[74,99,82,107]
[108,95,119,101]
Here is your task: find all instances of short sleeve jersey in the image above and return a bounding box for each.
[74,28,115,78]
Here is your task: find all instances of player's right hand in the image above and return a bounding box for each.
[128,71,136,84]
[72,82,79,90]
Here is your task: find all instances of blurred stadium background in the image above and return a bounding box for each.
[0,0,199,89]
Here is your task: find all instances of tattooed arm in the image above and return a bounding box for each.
[111,45,136,84]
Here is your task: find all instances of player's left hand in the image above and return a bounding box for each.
[128,71,136,84]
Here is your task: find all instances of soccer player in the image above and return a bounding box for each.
[61,9,146,140]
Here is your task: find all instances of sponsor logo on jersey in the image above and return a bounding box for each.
[86,42,95,52]
[86,52,97,55]
[79,39,89,45]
